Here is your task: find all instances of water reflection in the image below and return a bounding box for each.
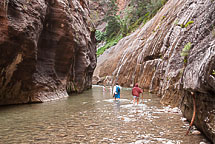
[0,85,210,143]
[114,100,121,112]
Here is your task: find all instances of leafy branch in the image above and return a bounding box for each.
[180,42,192,63]
[180,42,192,57]
[212,70,215,75]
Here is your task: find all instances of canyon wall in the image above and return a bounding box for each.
[0,0,96,105]
[89,0,130,32]
[89,0,107,31]
[94,0,215,142]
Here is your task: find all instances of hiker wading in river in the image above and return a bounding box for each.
[113,83,121,100]
[132,83,143,105]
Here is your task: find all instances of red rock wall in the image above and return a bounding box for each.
[93,0,215,142]
[0,0,96,105]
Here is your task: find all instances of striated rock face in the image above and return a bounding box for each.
[89,0,107,31]
[0,0,96,105]
[94,0,215,142]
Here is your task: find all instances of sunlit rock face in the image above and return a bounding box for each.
[0,0,96,105]
[94,0,215,142]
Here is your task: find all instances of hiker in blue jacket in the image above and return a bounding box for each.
[113,82,121,100]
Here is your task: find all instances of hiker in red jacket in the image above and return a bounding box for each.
[132,83,143,105]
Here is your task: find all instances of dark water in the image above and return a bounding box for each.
[0,86,210,144]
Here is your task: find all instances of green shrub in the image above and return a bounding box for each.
[97,35,123,56]
[180,42,192,64]
[146,0,167,17]
[161,16,166,21]
[128,16,144,33]
[96,0,168,56]
[180,42,192,57]
[185,21,194,28]
[180,21,194,28]
[95,30,106,42]
[105,16,121,40]
[128,12,152,33]
[125,0,167,33]
[103,0,118,22]
[212,70,215,75]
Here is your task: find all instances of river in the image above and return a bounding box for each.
[0,85,210,143]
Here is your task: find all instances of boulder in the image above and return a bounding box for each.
[0,0,96,105]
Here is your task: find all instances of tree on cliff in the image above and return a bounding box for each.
[103,0,121,40]
[95,0,168,56]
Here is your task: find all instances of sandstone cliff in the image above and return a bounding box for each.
[89,0,130,32]
[89,0,107,31]
[0,0,96,105]
[94,0,215,142]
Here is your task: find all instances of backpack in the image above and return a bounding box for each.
[116,86,120,94]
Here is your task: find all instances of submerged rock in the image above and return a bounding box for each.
[192,130,201,135]
[0,0,96,105]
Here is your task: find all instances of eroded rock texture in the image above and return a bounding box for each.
[94,0,215,142]
[0,0,96,105]
[89,0,107,31]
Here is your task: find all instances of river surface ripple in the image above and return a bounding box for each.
[0,86,210,144]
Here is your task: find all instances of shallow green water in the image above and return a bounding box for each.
[0,86,210,143]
